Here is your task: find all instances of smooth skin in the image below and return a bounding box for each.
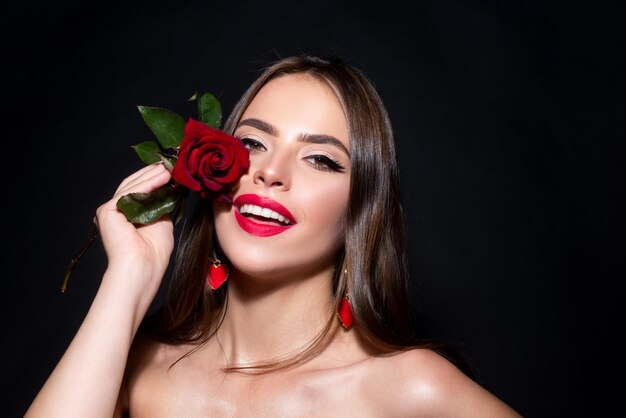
[26,74,522,417]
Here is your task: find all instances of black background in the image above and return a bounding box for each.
[2,1,624,417]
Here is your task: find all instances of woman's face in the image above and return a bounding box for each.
[214,73,351,282]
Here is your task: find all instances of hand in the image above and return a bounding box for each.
[95,163,175,299]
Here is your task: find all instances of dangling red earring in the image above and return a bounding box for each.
[337,294,353,329]
[207,258,229,290]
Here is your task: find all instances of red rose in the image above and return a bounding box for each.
[171,118,249,202]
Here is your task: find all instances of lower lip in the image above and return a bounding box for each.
[234,211,294,237]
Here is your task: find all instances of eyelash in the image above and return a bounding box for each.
[305,155,346,172]
[240,137,346,173]
[241,137,266,153]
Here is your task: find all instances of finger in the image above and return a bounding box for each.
[114,167,171,198]
[97,164,172,225]
[114,163,170,195]
[114,163,167,194]
[114,162,165,193]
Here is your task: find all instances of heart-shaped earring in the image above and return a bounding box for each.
[207,258,229,290]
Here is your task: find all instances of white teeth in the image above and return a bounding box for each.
[239,204,291,225]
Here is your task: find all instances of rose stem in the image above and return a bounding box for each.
[60,226,100,293]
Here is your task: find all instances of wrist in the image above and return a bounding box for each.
[99,259,166,329]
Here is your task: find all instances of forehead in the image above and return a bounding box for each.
[241,73,349,147]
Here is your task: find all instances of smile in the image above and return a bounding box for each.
[239,204,292,225]
[233,194,296,237]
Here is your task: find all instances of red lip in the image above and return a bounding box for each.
[233,194,296,237]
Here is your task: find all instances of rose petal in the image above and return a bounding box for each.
[171,149,202,191]
[172,118,250,198]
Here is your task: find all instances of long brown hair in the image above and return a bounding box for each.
[149,54,473,376]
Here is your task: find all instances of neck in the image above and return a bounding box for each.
[214,265,337,367]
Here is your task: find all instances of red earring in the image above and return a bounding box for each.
[207,258,229,290]
[337,294,353,329]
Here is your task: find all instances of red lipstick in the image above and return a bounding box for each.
[233,194,296,237]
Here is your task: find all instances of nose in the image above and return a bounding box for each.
[252,151,291,191]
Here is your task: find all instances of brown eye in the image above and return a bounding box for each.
[241,138,266,152]
[305,155,346,172]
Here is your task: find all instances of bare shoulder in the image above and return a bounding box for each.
[116,332,167,417]
[122,331,200,417]
[125,330,191,381]
[365,349,522,418]
[126,330,199,387]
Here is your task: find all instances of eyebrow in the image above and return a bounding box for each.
[237,118,278,136]
[236,118,350,157]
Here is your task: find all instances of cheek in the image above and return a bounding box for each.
[296,178,350,238]
[212,201,232,243]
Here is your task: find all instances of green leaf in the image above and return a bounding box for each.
[137,106,186,148]
[197,92,222,129]
[131,141,162,164]
[156,153,176,171]
[116,186,184,225]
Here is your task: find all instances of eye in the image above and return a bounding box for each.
[305,154,346,173]
[240,137,266,153]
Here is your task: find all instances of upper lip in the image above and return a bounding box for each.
[233,194,297,224]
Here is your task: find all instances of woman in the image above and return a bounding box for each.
[27,55,521,417]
